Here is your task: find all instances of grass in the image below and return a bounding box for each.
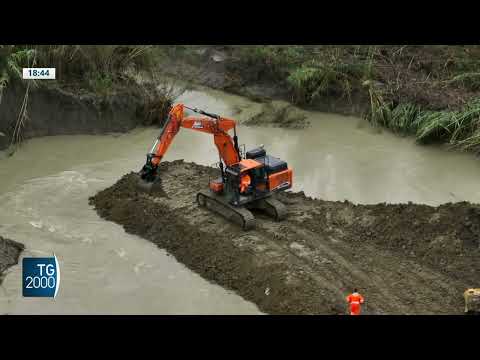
[0,46,37,102]
[0,45,178,149]
[223,45,480,105]
[138,73,187,126]
[365,88,480,153]
[414,110,457,143]
[235,46,306,73]
[164,45,480,153]
[0,45,167,95]
[34,45,161,90]
[0,46,38,149]
[446,72,480,91]
[3,45,480,154]
[287,62,355,104]
[227,45,377,105]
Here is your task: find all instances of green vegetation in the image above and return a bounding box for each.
[447,72,480,91]
[2,45,480,153]
[286,62,357,104]
[0,45,170,96]
[0,45,177,148]
[225,45,379,105]
[0,46,37,101]
[33,45,163,92]
[226,46,479,101]
[366,85,480,152]
[221,45,480,152]
[0,46,38,147]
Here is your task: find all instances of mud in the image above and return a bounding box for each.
[0,236,24,284]
[157,48,371,120]
[90,160,480,315]
[159,57,320,118]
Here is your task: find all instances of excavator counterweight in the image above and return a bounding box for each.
[137,103,293,230]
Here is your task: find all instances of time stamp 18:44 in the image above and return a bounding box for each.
[23,68,56,80]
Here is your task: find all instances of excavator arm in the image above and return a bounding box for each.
[139,103,241,182]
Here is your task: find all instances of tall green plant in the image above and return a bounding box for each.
[287,61,357,105]
[0,45,36,103]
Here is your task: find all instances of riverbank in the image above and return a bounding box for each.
[0,45,176,152]
[0,79,176,152]
[161,46,480,110]
[0,236,24,284]
[159,46,480,152]
[90,160,480,315]
[0,46,177,270]
[3,45,479,150]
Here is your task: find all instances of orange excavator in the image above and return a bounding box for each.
[137,103,293,230]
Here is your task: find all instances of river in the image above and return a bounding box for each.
[1,86,480,314]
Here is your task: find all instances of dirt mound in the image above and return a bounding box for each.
[0,236,24,283]
[90,160,480,314]
[243,100,309,129]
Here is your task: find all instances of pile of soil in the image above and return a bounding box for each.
[0,236,24,284]
[90,160,480,314]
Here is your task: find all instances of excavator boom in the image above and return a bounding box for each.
[139,103,241,183]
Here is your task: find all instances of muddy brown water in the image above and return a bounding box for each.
[1,87,480,314]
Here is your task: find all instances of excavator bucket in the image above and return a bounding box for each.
[136,153,164,194]
[136,175,164,194]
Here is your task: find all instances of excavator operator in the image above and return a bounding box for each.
[240,173,251,194]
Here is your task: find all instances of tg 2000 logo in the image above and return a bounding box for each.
[22,255,61,298]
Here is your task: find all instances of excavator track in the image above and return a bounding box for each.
[197,191,256,230]
[251,197,287,221]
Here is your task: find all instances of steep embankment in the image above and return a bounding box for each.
[90,160,480,315]
[0,81,168,152]
[161,46,480,114]
[0,45,174,151]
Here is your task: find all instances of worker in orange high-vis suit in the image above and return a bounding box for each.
[240,173,251,194]
[346,288,365,315]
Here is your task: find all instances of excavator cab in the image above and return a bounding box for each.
[222,158,264,205]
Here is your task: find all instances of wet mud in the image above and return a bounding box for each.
[0,236,24,284]
[90,160,480,314]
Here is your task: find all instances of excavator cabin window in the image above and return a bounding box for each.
[252,167,267,182]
